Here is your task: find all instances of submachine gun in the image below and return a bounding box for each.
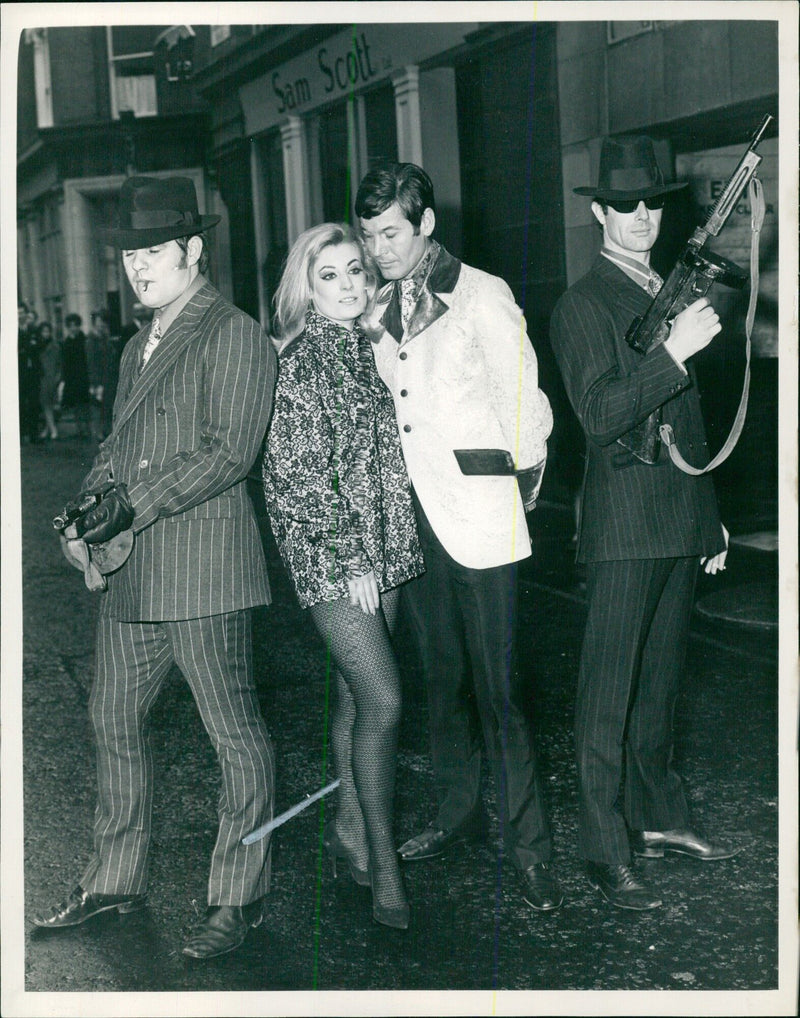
[627,114,772,355]
[625,114,772,474]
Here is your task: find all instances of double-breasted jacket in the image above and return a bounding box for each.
[549,255,725,563]
[80,282,276,621]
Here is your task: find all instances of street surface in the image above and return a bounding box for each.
[8,434,785,1009]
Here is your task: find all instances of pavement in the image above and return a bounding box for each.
[5,434,790,1013]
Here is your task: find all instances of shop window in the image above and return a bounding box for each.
[318,103,352,223]
[255,130,289,314]
[363,83,398,167]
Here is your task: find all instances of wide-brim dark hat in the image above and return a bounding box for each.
[103,175,221,248]
[574,135,687,200]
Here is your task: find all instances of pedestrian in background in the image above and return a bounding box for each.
[549,135,739,911]
[35,175,277,961]
[262,222,423,931]
[356,162,563,913]
[18,302,42,444]
[60,313,91,439]
[37,321,62,441]
[85,309,111,442]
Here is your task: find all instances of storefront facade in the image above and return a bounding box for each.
[200,22,565,335]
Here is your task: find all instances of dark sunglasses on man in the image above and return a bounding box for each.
[604,195,666,214]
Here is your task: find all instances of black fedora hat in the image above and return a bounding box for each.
[573,135,687,201]
[103,176,221,248]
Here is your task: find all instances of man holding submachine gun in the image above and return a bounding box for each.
[550,115,771,910]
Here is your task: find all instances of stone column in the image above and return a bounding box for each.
[280,116,311,245]
[392,67,423,166]
[62,181,103,328]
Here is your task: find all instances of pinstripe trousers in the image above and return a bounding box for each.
[79,610,275,906]
[576,556,696,865]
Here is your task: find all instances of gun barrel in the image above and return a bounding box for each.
[749,114,773,151]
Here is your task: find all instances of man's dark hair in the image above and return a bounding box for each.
[355,162,435,230]
[65,312,82,327]
[176,232,210,276]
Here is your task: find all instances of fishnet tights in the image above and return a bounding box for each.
[309,588,406,911]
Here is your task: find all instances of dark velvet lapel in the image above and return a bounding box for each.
[380,246,463,344]
[426,245,462,294]
[381,283,404,343]
[403,246,462,343]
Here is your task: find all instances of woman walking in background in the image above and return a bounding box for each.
[37,321,61,441]
[262,223,423,930]
[60,313,91,439]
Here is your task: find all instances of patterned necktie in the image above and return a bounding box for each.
[399,277,417,329]
[140,315,162,368]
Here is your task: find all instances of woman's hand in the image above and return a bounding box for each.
[347,571,380,615]
[359,283,386,342]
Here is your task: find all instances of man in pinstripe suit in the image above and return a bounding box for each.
[550,137,739,910]
[34,176,277,958]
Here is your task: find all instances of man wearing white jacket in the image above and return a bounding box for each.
[356,162,561,912]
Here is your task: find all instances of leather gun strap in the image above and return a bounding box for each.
[659,176,766,475]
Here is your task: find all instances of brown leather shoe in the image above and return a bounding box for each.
[631,828,741,861]
[182,902,264,959]
[32,885,146,929]
[521,862,564,911]
[586,862,662,910]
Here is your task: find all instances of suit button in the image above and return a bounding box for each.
[139,459,149,468]
[403,424,411,433]
[399,351,408,360]
[400,389,408,397]
[156,407,166,416]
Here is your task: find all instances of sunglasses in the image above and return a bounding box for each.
[605,195,666,214]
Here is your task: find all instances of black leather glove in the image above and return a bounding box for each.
[68,484,134,544]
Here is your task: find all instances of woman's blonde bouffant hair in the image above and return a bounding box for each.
[272,222,374,343]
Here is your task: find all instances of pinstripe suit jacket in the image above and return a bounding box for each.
[550,256,724,564]
[81,282,276,621]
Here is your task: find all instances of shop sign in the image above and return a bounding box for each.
[241,22,476,134]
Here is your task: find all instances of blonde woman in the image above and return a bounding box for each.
[262,223,423,930]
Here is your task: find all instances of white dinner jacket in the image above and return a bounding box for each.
[370,248,552,569]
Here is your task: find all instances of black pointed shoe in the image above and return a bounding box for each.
[397,814,487,862]
[32,885,147,928]
[586,862,662,910]
[521,862,564,911]
[182,902,264,959]
[397,826,459,861]
[631,828,741,861]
